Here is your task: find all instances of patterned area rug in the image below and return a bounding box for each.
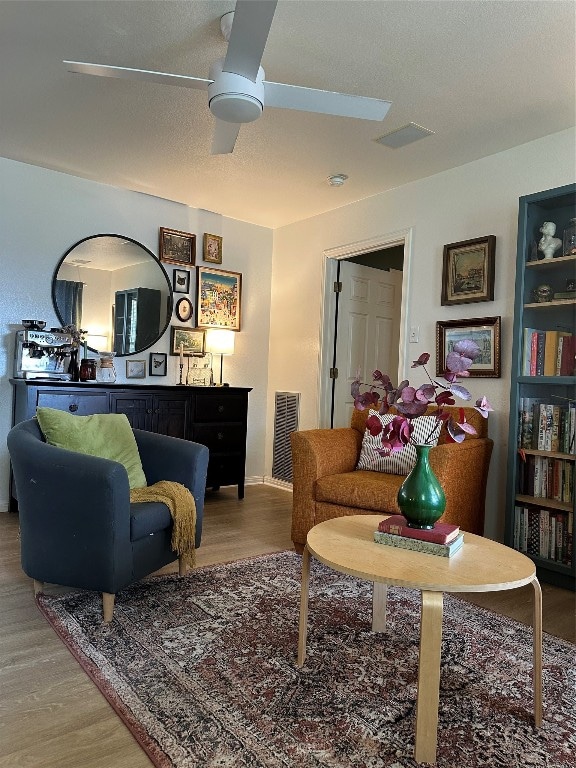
[37,552,575,768]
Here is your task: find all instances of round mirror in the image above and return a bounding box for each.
[52,234,173,356]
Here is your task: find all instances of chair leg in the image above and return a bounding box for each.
[102,592,115,623]
[178,556,186,577]
[33,579,44,596]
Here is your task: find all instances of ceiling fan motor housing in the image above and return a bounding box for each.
[208,58,264,123]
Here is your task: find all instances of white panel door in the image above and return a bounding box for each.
[332,261,402,428]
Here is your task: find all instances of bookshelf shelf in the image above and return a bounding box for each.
[505,183,576,591]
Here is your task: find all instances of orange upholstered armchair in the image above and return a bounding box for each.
[290,406,493,553]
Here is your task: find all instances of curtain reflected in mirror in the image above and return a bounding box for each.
[52,234,173,356]
[54,279,83,327]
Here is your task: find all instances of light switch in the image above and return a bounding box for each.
[409,326,420,343]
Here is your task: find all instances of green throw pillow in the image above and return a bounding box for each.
[36,407,147,489]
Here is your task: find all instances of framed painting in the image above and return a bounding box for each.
[175,297,193,323]
[196,266,241,331]
[203,233,223,264]
[159,228,196,266]
[148,352,167,376]
[126,359,146,379]
[172,268,190,294]
[170,326,205,356]
[436,316,501,378]
[441,235,496,306]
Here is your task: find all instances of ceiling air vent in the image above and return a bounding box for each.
[374,122,434,149]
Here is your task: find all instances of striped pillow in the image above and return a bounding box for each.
[356,412,441,475]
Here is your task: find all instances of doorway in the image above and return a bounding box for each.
[319,229,412,429]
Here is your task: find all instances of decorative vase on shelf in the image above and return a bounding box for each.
[397,445,446,529]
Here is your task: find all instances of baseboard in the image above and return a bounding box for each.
[245,475,265,486]
[263,476,293,492]
[0,499,10,513]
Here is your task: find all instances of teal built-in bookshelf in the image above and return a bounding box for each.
[505,183,576,590]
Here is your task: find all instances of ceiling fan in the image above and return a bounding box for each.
[64,0,391,155]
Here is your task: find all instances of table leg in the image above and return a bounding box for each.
[372,581,387,633]
[297,545,311,667]
[531,576,543,727]
[414,590,443,764]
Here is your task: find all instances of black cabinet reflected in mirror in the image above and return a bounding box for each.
[52,234,173,356]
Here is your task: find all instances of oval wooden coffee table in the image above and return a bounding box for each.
[297,515,542,764]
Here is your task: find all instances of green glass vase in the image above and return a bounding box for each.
[397,444,446,529]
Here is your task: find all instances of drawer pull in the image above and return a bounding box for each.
[147,408,153,414]
[218,404,225,413]
[217,431,224,441]
[69,404,78,413]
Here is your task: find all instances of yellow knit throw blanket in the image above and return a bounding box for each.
[130,481,196,568]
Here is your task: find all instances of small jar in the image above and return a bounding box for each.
[96,352,117,383]
[79,358,97,381]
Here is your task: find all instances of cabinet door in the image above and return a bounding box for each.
[153,394,189,439]
[36,391,109,416]
[111,393,154,430]
[194,392,248,422]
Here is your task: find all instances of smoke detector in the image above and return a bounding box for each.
[328,174,348,187]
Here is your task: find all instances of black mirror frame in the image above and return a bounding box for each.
[52,233,173,356]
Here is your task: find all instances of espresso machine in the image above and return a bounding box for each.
[13,321,74,380]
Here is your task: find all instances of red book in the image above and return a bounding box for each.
[377,515,460,544]
[560,335,576,376]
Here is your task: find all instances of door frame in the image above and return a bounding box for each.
[318,228,413,429]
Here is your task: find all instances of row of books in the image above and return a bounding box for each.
[518,454,574,503]
[513,506,573,565]
[518,398,576,454]
[521,329,575,377]
[373,515,462,557]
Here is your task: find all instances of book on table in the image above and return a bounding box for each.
[377,515,460,544]
[373,530,464,558]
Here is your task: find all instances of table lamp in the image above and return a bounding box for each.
[205,329,235,385]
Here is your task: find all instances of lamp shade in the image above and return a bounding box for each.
[205,329,235,356]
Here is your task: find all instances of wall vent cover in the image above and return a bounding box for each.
[374,122,434,149]
[272,391,300,483]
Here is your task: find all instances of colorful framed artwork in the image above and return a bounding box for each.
[175,297,193,323]
[172,268,190,294]
[436,316,501,378]
[149,352,167,376]
[159,227,196,266]
[126,359,146,379]
[441,235,496,306]
[170,326,205,356]
[196,266,241,331]
[203,233,223,264]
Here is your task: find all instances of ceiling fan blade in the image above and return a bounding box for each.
[64,61,212,91]
[223,0,278,81]
[264,81,391,121]
[211,119,242,155]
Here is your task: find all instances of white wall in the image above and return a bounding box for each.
[267,129,576,541]
[0,158,273,509]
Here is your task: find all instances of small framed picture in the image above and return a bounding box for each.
[436,316,501,378]
[170,326,205,356]
[196,266,242,331]
[126,359,147,379]
[159,227,196,266]
[203,233,223,264]
[149,352,167,376]
[172,268,190,294]
[175,297,193,323]
[441,236,496,306]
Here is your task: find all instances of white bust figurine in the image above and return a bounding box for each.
[538,221,562,260]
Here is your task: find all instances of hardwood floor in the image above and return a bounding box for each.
[0,485,573,767]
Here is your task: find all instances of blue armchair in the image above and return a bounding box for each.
[7,418,209,621]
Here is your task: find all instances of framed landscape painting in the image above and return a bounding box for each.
[436,316,501,378]
[196,266,241,331]
[441,235,496,306]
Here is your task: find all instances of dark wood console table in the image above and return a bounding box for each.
[10,379,251,506]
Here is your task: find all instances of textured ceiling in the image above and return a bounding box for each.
[0,0,574,228]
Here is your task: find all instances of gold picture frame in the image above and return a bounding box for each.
[436,316,501,378]
[159,228,196,266]
[203,233,223,264]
